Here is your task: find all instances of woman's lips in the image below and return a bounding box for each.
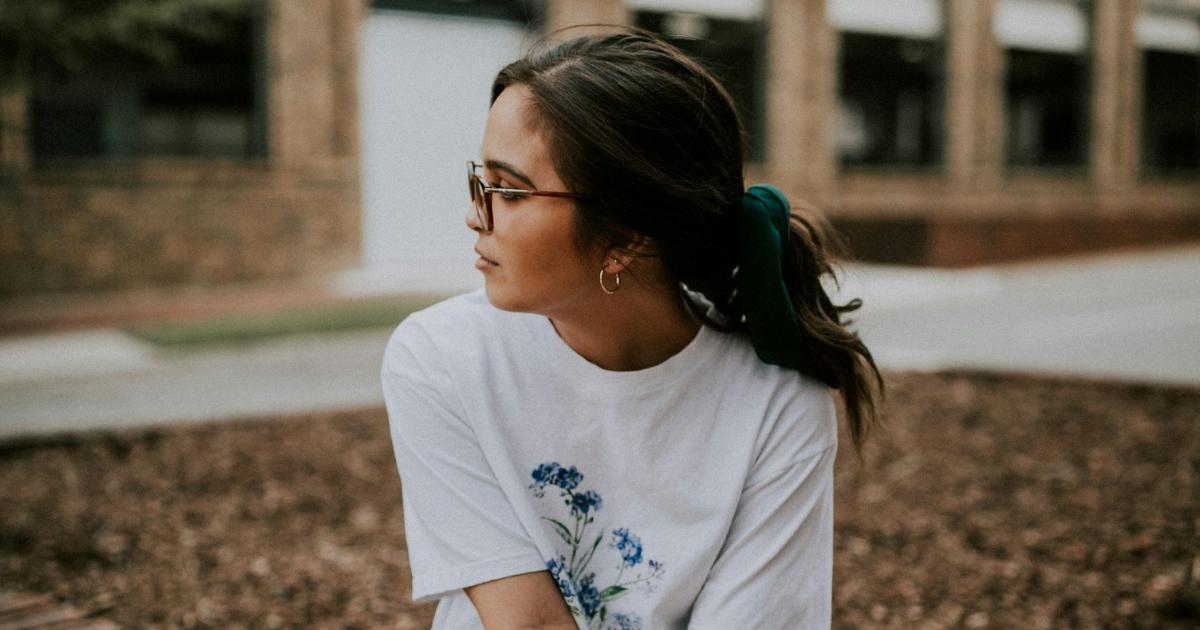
[474,251,498,270]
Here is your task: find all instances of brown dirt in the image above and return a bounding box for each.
[0,371,1197,630]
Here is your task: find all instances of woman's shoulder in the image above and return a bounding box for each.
[706,331,838,466]
[382,288,530,375]
[709,328,834,399]
[396,287,494,330]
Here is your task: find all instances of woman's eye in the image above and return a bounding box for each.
[497,187,525,201]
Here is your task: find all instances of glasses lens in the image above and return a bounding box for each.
[468,164,479,205]
[468,171,490,231]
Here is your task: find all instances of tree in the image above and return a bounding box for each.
[0,0,255,92]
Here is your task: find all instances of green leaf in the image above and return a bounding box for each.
[599,585,630,602]
[576,531,604,574]
[542,517,573,546]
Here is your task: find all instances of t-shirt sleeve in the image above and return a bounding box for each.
[687,389,837,629]
[382,319,547,603]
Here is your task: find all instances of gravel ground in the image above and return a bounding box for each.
[1,371,1197,630]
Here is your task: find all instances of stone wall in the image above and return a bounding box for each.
[0,0,364,298]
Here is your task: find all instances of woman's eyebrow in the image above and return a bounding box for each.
[483,159,536,189]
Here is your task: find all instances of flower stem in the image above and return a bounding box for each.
[568,511,583,577]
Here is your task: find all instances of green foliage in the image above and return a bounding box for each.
[0,0,255,90]
[122,295,447,347]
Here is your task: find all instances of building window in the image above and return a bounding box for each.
[830,0,945,168]
[995,0,1091,168]
[30,11,265,160]
[370,0,537,22]
[1003,49,1089,167]
[633,11,766,163]
[1137,10,1200,175]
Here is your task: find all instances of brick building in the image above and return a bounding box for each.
[576,0,1200,266]
[0,0,364,298]
[2,0,1198,299]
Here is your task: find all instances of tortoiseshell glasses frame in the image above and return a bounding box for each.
[467,160,591,233]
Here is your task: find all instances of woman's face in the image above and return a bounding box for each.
[469,84,604,315]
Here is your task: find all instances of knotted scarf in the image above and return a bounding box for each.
[737,184,838,388]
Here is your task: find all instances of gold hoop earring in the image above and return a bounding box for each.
[599,267,621,294]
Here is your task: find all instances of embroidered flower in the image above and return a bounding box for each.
[570,489,603,516]
[530,463,663,626]
[644,559,666,594]
[547,555,575,599]
[577,572,601,618]
[531,462,583,491]
[558,466,583,490]
[531,462,559,484]
[611,528,643,567]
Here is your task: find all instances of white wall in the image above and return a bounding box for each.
[1137,11,1200,52]
[624,0,765,20]
[828,0,944,38]
[994,0,1090,53]
[350,11,529,295]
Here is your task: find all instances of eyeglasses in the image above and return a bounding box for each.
[468,160,590,233]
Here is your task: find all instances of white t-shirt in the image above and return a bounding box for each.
[382,290,837,630]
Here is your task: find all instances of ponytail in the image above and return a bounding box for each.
[731,184,882,454]
[781,203,883,452]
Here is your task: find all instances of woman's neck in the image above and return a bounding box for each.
[546,274,702,372]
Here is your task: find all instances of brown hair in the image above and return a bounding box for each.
[493,31,882,450]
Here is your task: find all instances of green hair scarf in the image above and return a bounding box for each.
[737,184,838,388]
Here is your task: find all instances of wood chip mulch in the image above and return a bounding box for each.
[0,590,118,630]
[0,371,1197,630]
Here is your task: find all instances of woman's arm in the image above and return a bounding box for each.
[465,571,578,630]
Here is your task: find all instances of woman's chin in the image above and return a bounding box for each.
[482,282,520,313]
[485,281,553,315]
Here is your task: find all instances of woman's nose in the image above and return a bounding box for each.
[466,204,483,233]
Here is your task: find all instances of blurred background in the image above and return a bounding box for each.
[1,1,1198,629]
[3,0,1200,290]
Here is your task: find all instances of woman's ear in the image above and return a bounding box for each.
[605,234,656,272]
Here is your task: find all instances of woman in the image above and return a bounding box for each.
[383,31,881,630]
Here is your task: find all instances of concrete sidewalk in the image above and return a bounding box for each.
[2,246,1198,439]
[838,245,1200,384]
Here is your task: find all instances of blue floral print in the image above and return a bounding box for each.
[529,462,663,630]
[612,613,641,630]
[547,555,575,599]
[611,528,642,567]
[577,573,601,618]
[571,490,603,516]
[532,462,583,493]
